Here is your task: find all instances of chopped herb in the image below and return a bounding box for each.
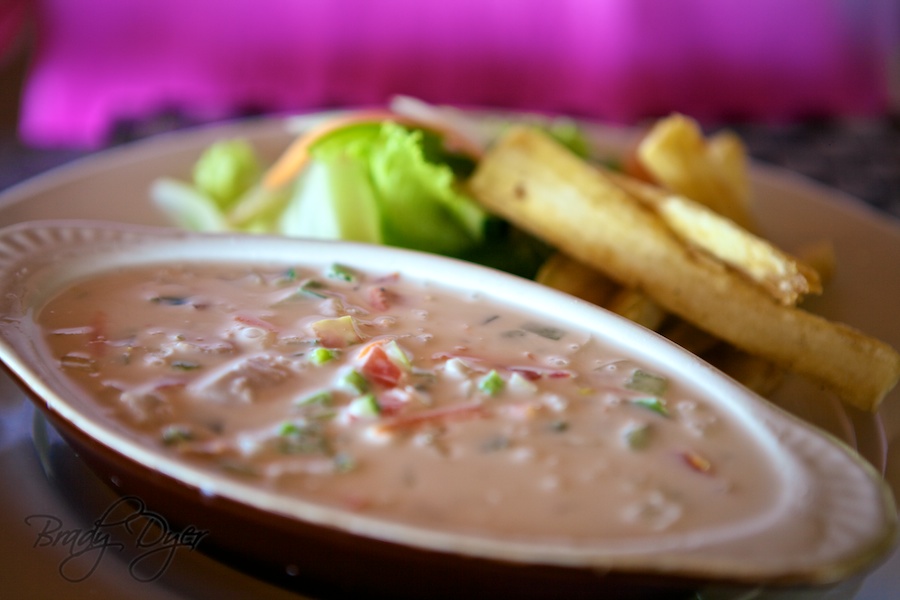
[631,396,669,417]
[279,421,302,436]
[161,424,194,445]
[521,321,565,340]
[150,296,191,306]
[278,267,298,283]
[171,360,201,371]
[340,369,370,394]
[625,369,669,397]
[500,329,527,339]
[309,347,339,365]
[327,263,357,282]
[622,422,652,450]
[478,370,505,396]
[546,419,569,433]
[298,280,328,298]
[278,421,330,454]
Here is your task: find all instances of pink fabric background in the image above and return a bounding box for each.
[12,0,899,147]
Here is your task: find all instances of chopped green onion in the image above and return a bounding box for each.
[161,424,194,445]
[277,267,298,283]
[626,369,669,397]
[521,321,565,340]
[478,369,505,396]
[327,263,357,282]
[171,360,201,371]
[309,347,339,365]
[631,396,669,417]
[340,369,369,394]
[151,296,191,305]
[298,280,328,298]
[622,422,652,450]
[277,421,329,454]
[279,421,302,436]
[546,420,569,433]
[500,329,527,339]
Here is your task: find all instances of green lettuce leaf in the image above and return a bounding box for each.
[282,121,488,256]
[366,122,487,255]
[153,115,553,279]
[192,139,261,209]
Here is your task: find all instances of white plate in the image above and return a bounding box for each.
[0,115,898,599]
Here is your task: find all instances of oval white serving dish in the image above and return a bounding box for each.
[0,219,894,599]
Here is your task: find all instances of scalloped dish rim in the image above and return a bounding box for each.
[0,219,895,587]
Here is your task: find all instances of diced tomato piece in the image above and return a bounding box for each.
[366,285,392,311]
[507,366,574,380]
[358,343,403,387]
[547,370,574,379]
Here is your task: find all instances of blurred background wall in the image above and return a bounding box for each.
[0,0,898,216]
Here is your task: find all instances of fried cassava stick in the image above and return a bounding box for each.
[468,126,900,411]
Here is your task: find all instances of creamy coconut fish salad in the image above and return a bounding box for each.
[37,259,780,540]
